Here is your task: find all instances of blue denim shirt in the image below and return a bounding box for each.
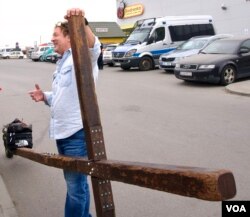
[44,36,101,139]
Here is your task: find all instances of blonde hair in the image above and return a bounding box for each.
[55,21,69,36]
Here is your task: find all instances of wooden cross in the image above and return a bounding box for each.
[13,16,236,217]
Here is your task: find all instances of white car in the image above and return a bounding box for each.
[31,44,54,62]
[159,34,232,72]
[103,44,118,66]
[0,51,24,59]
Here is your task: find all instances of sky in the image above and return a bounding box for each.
[0,0,117,48]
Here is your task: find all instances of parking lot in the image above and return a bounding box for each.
[0,59,250,217]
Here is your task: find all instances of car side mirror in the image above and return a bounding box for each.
[239,47,250,54]
[147,37,154,45]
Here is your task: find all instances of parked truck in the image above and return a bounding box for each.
[112,15,215,71]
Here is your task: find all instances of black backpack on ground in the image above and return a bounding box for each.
[2,118,33,158]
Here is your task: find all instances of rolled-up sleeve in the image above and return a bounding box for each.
[44,91,52,106]
[89,36,101,82]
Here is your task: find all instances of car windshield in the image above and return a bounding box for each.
[202,40,239,54]
[125,28,151,44]
[177,38,208,50]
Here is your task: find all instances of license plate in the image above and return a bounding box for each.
[180,71,192,76]
[162,62,172,66]
[103,57,112,60]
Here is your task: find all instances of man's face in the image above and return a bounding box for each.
[51,27,70,55]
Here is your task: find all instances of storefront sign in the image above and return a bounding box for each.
[124,4,144,18]
[95,28,108,33]
[117,0,126,19]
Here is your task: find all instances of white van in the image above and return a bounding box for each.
[0,48,14,58]
[112,15,215,71]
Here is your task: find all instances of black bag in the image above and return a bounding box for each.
[2,119,33,153]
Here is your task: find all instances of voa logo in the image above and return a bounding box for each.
[222,201,249,217]
[226,205,246,213]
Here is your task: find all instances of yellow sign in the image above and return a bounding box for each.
[124,4,144,18]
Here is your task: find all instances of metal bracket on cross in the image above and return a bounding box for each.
[13,16,236,217]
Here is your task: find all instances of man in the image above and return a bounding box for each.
[29,8,100,217]
[97,43,104,70]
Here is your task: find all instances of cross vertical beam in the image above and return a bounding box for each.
[68,16,115,217]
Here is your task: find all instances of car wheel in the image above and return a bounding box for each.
[139,56,153,71]
[220,65,236,85]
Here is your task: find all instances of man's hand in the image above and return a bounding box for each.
[64,8,95,48]
[29,84,45,102]
[64,8,85,19]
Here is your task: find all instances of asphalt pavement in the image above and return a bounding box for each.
[0,174,18,217]
[0,80,249,217]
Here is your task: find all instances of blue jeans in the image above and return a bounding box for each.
[56,129,92,217]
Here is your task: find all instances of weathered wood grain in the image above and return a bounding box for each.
[15,148,236,201]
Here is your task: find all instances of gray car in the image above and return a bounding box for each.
[174,36,250,85]
[159,34,232,72]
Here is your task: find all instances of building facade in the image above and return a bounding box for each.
[89,22,126,44]
[116,0,250,36]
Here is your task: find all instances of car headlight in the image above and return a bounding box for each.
[175,63,180,68]
[125,49,137,57]
[174,56,186,63]
[198,65,215,69]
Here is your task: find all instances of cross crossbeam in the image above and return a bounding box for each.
[14,148,236,202]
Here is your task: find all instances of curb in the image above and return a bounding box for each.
[225,83,250,97]
[0,175,18,217]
